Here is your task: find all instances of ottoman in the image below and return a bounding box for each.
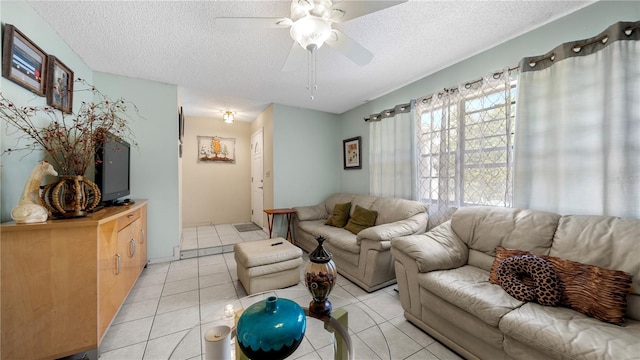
[234,238,304,295]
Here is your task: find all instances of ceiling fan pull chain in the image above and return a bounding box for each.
[307,44,318,100]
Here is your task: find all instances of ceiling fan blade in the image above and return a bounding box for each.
[214,17,292,30]
[281,42,307,71]
[325,29,373,66]
[330,1,407,23]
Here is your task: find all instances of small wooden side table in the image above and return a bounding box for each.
[263,208,296,243]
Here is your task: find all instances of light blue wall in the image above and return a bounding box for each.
[339,116,369,195]
[272,104,341,208]
[0,1,93,221]
[0,2,180,261]
[339,0,640,193]
[93,72,179,260]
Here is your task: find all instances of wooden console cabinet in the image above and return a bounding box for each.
[1,201,147,360]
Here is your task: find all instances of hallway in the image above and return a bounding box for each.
[180,223,269,259]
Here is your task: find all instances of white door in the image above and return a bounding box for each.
[251,129,264,227]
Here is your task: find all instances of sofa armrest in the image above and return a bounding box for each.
[391,220,468,273]
[356,213,428,245]
[293,204,328,221]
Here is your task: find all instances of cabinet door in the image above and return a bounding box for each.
[98,220,119,342]
[117,222,138,298]
[138,205,148,271]
[2,226,97,359]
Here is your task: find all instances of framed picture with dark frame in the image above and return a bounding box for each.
[46,55,74,113]
[343,136,362,170]
[2,24,47,96]
[178,106,185,142]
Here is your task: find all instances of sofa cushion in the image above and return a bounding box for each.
[500,303,640,360]
[497,255,561,306]
[419,284,507,352]
[296,219,330,238]
[345,205,378,235]
[491,246,632,325]
[552,215,640,322]
[551,215,640,297]
[325,202,351,228]
[391,221,468,273]
[325,231,361,255]
[419,265,523,327]
[322,193,357,215]
[350,195,378,216]
[370,197,427,225]
[451,207,559,271]
[294,203,328,221]
[325,241,359,267]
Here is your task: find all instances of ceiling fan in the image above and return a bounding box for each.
[215,0,407,99]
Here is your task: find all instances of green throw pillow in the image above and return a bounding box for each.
[325,202,352,228]
[344,205,378,234]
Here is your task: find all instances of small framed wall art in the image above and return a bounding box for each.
[1,24,47,96]
[46,55,74,113]
[198,135,236,163]
[343,136,362,170]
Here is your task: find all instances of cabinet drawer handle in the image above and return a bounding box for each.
[140,229,145,244]
[129,239,136,258]
[115,254,121,275]
[127,214,134,219]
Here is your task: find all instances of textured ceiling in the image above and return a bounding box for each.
[27,0,594,122]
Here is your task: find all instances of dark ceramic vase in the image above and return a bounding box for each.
[236,296,306,360]
[305,235,338,317]
[40,175,101,218]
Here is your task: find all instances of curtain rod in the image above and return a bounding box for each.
[522,21,639,72]
[363,65,519,122]
[418,65,519,105]
[526,23,639,68]
[364,101,413,122]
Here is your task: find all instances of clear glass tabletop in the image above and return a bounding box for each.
[169,287,391,360]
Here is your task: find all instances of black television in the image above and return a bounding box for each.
[95,134,131,206]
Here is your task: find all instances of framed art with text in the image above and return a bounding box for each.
[2,24,47,96]
[46,55,74,113]
[343,136,362,169]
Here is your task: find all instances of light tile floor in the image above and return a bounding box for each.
[98,225,463,360]
[179,223,270,259]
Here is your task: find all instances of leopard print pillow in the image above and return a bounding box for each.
[497,254,561,306]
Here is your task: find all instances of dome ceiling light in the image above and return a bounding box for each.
[222,110,235,124]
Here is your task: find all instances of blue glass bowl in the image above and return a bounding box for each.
[237,296,306,360]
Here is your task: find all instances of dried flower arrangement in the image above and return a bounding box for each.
[0,78,138,175]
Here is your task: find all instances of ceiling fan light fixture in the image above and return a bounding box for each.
[223,111,234,124]
[297,0,315,12]
[290,15,332,50]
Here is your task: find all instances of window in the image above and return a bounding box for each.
[416,70,517,226]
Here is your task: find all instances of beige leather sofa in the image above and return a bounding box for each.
[391,206,640,360]
[293,193,428,292]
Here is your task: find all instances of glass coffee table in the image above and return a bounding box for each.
[169,287,391,360]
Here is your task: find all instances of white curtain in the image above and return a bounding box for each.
[416,69,516,228]
[514,21,640,219]
[368,102,416,199]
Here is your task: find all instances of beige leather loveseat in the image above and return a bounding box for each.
[293,193,428,292]
[391,206,640,360]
